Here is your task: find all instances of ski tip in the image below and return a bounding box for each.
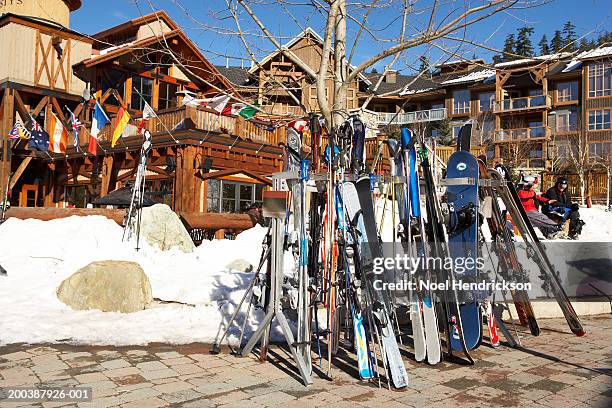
[573,330,586,337]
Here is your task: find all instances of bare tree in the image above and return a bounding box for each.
[227,0,529,130]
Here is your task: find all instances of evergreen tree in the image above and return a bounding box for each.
[515,27,535,57]
[501,33,516,61]
[418,56,430,74]
[434,118,453,146]
[597,31,612,46]
[550,30,564,53]
[370,67,378,74]
[562,21,577,51]
[538,34,550,55]
[578,38,592,51]
[492,54,503,64]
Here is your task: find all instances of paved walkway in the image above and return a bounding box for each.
[0,315,610,408]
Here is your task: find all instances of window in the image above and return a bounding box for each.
[158,82,179,110]
[207,179,221,213]
[555,110,578,132]
[431,128,441,138]
[208,180,264,213]
[588,109,611,130]
[589,142,611,159]
[453,90,470,114]
[557,82,578,102]
[478,92,495,112]
[131,76,153,111]
[588,62,611,97]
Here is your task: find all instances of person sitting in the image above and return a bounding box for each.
[516,176,563,239]
[543,177,584,239]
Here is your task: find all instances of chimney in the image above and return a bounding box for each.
[385,70,397,84]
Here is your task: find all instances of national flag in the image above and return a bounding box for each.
[112,107,131,147]
[67,107,82,148]
[48,112,67,154]
[28,116,49,151]
[202,94,230,113]
[137,100,157,134]
[288,119,308,132]
[221,103,243,116]
[9,120,30,140]
[89,101,110,155]
[238,104,258,119]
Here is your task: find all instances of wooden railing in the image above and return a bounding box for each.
[259,104,305,117]
[494,95,551,113]
[377,108,447,126]
[96,106,285,147]
[434,146,485,164]
[494,126,550,142]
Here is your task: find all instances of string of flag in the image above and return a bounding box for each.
[7,90,310,157]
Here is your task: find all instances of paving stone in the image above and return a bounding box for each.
[118,386,161,403]
[74,372,108,384]
[113,374,147,386]
[140,368,178,381]
[154,352,183,360]
[135,361,169,372]
[249,390,296,406]
[171,363,205,375]
[153,380,193,394]
[210,389,250,404]
[100,359,131,370]
[120,396,169,408]
[102,367,142,379]
[1,352,32,361]
[158,388,203,404]
[31,361,69,374]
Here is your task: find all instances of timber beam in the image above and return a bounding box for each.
[5,207,256,230]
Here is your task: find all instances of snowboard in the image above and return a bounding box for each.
[445,151,482,352]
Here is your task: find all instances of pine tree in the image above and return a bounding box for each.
[550,30,564,53]
[434,118,453,146]
[492,54,503,64]
[501,33,516,61]
[370,67,378,74]
[538,34,550,55]
[418,56,430,74]
[597,31,612,46]
[578,38,591,51]
[562,21,577,51]
[515,27,535,57]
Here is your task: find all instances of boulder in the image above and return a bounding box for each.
[139,204,195,252]
[57,260,152,313]
[225,259,253,272]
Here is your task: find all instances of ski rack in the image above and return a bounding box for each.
[240,171,313,386]
[440,178,500,187]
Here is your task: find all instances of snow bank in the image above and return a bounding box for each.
[0,215,269,346]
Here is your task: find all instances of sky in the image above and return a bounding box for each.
[71,0,611,73]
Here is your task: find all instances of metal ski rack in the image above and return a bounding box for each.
[240,171,313,386]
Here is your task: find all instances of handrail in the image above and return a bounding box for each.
[494,94,551,112]
[494,126,549,141]
[377,108,447,125]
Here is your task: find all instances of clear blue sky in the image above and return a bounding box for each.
[72,0,611,73]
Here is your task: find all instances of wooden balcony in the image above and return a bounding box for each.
[494,95,551,113]
[259,104,305,117]
[493,126,550,142]
[96,105,286,147]
[377,108,447,126]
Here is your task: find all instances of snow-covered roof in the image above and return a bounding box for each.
[494,52,573,68]
[400,87,435,96]
[576,46,612,60]
[441,69,496,85]
[98,42,134,56]
[561,60,582,73]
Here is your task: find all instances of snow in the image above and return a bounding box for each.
[576,46,612,60]
[494,52,573,68]
[441,69,496,85]
[572,205,612,242]
[400,87,435,96]
[0,216,270,346]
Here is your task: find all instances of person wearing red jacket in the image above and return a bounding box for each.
[517,176,562,238]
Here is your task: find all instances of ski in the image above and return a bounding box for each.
[490,170,585,337]
[343,179,408,389]
[479,162,540,337]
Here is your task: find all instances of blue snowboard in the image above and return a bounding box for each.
[446,151,482,352]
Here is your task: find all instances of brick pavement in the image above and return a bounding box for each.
[0,315,610,407]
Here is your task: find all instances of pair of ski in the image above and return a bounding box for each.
[393,129,441,365]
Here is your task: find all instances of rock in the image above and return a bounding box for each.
[57,260,152,313]
[139,204,195,252]
[225,259,253,272]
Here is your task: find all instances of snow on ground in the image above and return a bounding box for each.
[0,205,610,347]
[0,216,270,346]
